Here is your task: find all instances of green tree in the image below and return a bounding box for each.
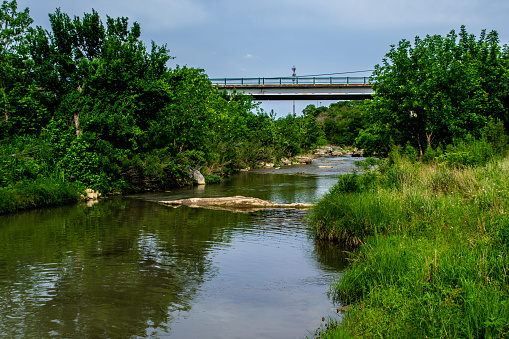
[0,0,47,136]
[359,26,509,155]
[30,9,171,138]
[0,4,311,196]
[315,101,367,146]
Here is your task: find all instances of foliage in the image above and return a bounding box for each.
[0,2,331,213]
[0,0,46,136]
[310,153,509,338]
[314,101,367,146]
[358,26,509,156]
[204,174,222,184]
[0,177,80,213]
[298,102,369,148]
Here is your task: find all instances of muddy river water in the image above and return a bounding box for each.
[0,156,360,338]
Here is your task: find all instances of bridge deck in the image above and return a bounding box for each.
[209,77,373,100]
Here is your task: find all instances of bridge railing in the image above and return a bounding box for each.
[209,76,370,86]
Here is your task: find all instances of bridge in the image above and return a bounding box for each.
[209,76,374,100]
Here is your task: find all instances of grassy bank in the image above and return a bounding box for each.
[0,178,81,214]
[309,156,509,338]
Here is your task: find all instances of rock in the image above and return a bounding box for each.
[159,196,314,213]
[187,167,206,185]
[314,149,327,156]
[264,163,274,168]
[82,188,101,200]
[350,148,364,157]
[294,156,313,164]
[332,151,343,156]
[280,157,292,166]
[318,166,333,168]
[240,167,250,172]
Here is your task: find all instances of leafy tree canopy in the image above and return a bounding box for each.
[358,26,509,156]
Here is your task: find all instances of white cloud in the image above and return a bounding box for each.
[244,53,261,60]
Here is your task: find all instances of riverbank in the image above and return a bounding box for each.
[309,155,509,338]
[0,149,330,215]
[0,178,81,214]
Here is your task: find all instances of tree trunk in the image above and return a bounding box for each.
[426,132,433,150]
[74,85,84,136]
[74,112,82,137]
[2,91,8,122]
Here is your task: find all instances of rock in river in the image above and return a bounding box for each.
[187,166,206,185]
[159,196,314,213]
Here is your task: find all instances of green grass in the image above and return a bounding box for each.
[0,177,81,214]
[309,157,509,338]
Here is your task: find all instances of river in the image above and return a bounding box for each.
[0,156,360,338]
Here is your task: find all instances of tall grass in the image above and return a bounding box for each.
[310,156,509,338]
[0,136,81,214]
[0,177,81,214]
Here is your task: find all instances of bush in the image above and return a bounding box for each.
[205,174,222,184]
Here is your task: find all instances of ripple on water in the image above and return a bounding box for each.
[0,163,355,339]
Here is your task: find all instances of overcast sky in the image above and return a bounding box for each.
[17,0,509,116]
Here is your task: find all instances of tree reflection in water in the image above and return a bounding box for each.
[0,198,250,337]
[0,160,354,338]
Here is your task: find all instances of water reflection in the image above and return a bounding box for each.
[0,200,219,337]
[0,157,357,338]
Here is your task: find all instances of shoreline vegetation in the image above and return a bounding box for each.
[309,146,509,338]
[307,25,509,338]
[0,148,341,215]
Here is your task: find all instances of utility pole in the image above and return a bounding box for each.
[292,65,296,115]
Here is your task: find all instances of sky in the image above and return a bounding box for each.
[17,0,509,116]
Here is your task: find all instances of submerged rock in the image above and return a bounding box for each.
[159,196,314,213]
